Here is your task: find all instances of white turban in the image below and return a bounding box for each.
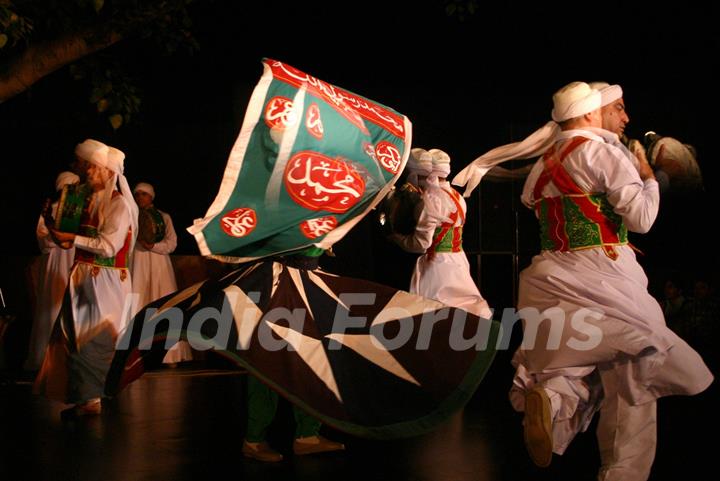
[551,81,602,122]
[429,148,451,177]
[589,81,623,107]
[407,148,433,174]
[133,182,155,200]
[75,138,138,258]
[75,139,125,175]
[55,171,80,192]
[406,147,433,186]
[106,147,125,175]
[75,139,109,166]
[453,81,602,197]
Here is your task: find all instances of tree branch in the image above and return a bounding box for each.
[0,25,122,102]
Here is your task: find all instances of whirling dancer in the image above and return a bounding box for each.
[453,81,712,480]
[390,148,492,319]
[106,60,500,457]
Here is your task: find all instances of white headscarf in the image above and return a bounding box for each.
[406,147,433,187]
[452,81,600,197]
[75,139,109,168]
[427,148,451,187]
[55,171,80,192]
[133,182,155,200]
[589,82,623,107]
[551,81,601,122]
[75,139,139,255]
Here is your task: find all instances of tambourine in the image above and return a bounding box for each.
[644,132,703,192]
[45,183,90,234]
[138,207,166,244]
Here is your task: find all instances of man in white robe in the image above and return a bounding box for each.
[34,139,138,419]
[131,182,192,365]
[391,148,492,319]
[519,82,712,480]
[25,171,80,370]
[459,82,713,480]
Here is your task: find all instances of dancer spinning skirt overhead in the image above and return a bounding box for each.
[106,59,500,439]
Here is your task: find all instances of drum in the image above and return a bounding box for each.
[52,183,90,233]
[645,133,704,192]
[377,183,424,236]
[138,207,166,244]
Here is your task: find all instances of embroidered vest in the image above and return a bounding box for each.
[428,187,465,254]
[75,191,132,269]
[533,137,628,260]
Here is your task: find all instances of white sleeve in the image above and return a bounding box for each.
[599,144,660,233]
[151,211,177,255]
[36,214,56,254]
[391,212,436,253]
[520,159,545,210]
[74,196,132,257]
[391,192,442,254]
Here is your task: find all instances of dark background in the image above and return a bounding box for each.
[2,5,717,478]
[2,0,719,309]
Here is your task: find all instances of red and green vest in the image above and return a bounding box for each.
[427,188,465,254]
[75,191,132,269]
[533,136,628,260]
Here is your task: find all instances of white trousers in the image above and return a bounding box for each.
[596,365,656,481]
[539,364,656,480]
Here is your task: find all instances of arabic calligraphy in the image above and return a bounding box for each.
[264,96,298,131]
[268,60,405,138]
[220,208,257,238]
[306,103,324,139]
[374,141,402,175]
[300,216,338,239]
[284,151,365,213]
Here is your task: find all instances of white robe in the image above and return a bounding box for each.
[25,206,75,370]
[131,209,192,363]
[393,181,492,319]
[510,129,713,455]
[35,190,135,404]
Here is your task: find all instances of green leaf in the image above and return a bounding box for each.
[0,33,7,49]
[94,0,105,13]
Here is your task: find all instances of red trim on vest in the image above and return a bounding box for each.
[74,191,132,268]
[111,229,132,267]
[447,189,465,252]
[533,137,589,199]
[533,136,625,260]
[426,188,465,258]
[533,137,589,252]
[546,196,567,252]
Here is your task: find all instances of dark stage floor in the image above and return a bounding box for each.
[1,350,716,481]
